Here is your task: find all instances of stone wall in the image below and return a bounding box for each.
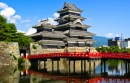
[30,43,43,55]
[67,47,86,52]
[30,43,97,54]
[30,42,65,54]
[67,47,97,52]
[0,42,20,65]
[43,49,64,53]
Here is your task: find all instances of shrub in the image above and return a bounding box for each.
[18,57,25,64]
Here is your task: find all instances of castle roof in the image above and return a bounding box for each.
[57,22,90,28]
[66,38,95,43]
[40,40,65,46]
[64,30,96,36]
[55,15,86,21]
[33,19,56,28]
[57,2,83,13]
[30,31,67,38]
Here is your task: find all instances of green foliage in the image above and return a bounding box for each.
[96,46,108,52]
[107,46,120,53]
[10,52,17,60]
[38,80,43,83]
[13,68,17,73]
[18,58,25,64]
[32,44,37,49]
[106,60,123,67]
[0,15,7,24]
[96,46,130,53]
[38,41,42,45]
[14,32,34,49]
[0,15,34,49]
[18,65,25,71]
[33,78,37,82]
[121,48,130,53]
[13,55,17,60]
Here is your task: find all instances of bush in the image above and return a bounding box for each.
[18,58,25,64]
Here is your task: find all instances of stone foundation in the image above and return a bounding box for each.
[30,42,97,54]
[0,42,20,65]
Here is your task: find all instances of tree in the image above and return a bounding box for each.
[107,46,121,53]
[96,45,130,53]
[96,46,108,52]
[13,32,34,49]
[0,15,33,49]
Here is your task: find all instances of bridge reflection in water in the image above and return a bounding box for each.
[21,59,130,83]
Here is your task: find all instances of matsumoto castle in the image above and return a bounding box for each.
[30,2,96,53]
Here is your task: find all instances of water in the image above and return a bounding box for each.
[0,59,130,83]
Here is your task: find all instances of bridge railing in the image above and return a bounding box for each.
[23,52,130,59]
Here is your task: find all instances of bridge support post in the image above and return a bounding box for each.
[81,60,83,74]
[89,59,91,74]
[68,59,70,75]
[38,60,41,70]
[57,60,59,72]
[84,60,86,73]
[125,61,128,73]
[44,60,46,69]
[73,59,75,74]
[104,60,106,73]
[52,59,54,72]
[94,60,96,74]
[101,59,102,74]
[128,62,130,72]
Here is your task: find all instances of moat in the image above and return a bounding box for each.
[1,59,130,83]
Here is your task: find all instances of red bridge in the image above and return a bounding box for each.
[22,52,130,60]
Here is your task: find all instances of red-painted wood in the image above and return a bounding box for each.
[22,52,130,60]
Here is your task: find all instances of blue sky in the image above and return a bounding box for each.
[0,0,130,38]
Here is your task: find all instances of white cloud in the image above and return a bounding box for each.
[17,28,36,35]
[26,28,36,35]
[21,19,31,23]
[116,34,119,37]
[106,33,120,38]
[48,17,57,25]
[10,15,21,23]
[106,33,114,38]
[38,13,59,25]
[17,30,25,33]
[53,13,59,18]
[0,2,8,9]
[0,2,21,23]
[0,7,15,19]
[34,16,37,19]
[24,24,31,27]
[13,15,21,19]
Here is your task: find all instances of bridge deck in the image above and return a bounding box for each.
[22,52,130,60]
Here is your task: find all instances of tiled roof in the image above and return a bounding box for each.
[70,30,96,36]
[33,19,56,28]
[66,38,95,43]
[40,40,65,46]
[30,31,67,38]
[55,15,86,21]
[58,2,83,13]
[63,15,86,20]
[57,22,90,28]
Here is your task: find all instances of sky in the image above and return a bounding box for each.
[0,0,130,38]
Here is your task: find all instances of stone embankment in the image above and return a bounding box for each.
[0,55,12,66]
[0,42,20,66]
